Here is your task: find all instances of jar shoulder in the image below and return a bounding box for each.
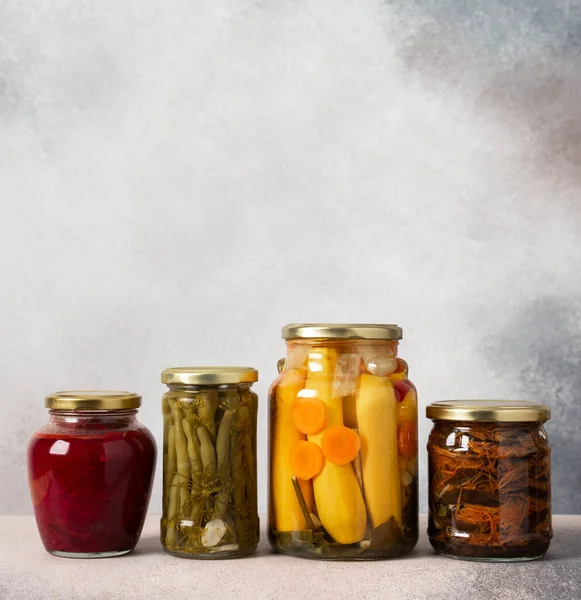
[427,421,550,454]
[28,417,156,447]
[28,421,157,470]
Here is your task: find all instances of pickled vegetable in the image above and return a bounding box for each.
[269,339,418,559]
[428,420,552,560]
[356,374,401,528]
[271,369,314,532]
[305,347,367,544]
[161,387,259,557]
[28,422,156,556]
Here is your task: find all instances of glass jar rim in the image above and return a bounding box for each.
[45,390,141,411]
[281,323,403,340]
[426,399,550,422]
[161,366,258,386]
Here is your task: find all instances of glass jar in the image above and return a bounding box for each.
[27,391,156,558]
[160,367,259,559]
[426,400,552,561]
[268,323,418,559]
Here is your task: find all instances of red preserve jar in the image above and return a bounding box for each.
[27,390,157,558]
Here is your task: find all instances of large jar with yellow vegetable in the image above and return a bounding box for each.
[268,324,418,559]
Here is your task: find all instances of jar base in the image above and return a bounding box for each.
[162,546,257,560]
[48,549,133,559]
[272,546,417,561]
[268,531,419,561]
[429,538,550,562]
[434,551,545,563]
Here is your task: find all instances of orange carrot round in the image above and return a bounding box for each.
[290,440,324,480]
[398,421,417,457]
[292,397,326,434]
[321,426,361,466]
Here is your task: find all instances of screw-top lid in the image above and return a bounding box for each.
[426,399,551,423]
[281,323,402,341]
[161,366,258,386]
[45,390,141,411]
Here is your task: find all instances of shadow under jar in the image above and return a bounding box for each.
[160,367,259,559]
[269,323,419,560]
[426,400,552,562]
[27,391,156,558]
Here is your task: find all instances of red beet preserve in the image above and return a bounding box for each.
[27,391,156,558]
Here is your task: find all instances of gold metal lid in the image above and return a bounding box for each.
[45,390,142,411]
[161,366,259,386]
[282,323,403,341]
[426,400,551,423]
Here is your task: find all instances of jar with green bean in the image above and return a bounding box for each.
[161,367,259,558]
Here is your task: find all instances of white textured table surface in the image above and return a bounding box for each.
[0,516,579,600]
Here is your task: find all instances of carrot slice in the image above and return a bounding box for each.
[292,397,327,434]
[290,440,324,480]
[321,426,361,466]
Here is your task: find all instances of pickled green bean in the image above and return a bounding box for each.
[182,418,204,522]
[172,403,190,510]
[166,473,180,547]
[241,399,259,542]
[164,426,176,490]
[196,426,216,478]
[198,391,219,443]
[182,418,201,473]
[162,396,171,456]
[212,410,233,520]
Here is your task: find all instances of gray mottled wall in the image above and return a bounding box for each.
[0,0,579,515]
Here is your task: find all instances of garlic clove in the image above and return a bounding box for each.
[201,518,227,547]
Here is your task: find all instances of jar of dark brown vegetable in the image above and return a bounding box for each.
[161,367,259,559]
[426,400,552,562]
